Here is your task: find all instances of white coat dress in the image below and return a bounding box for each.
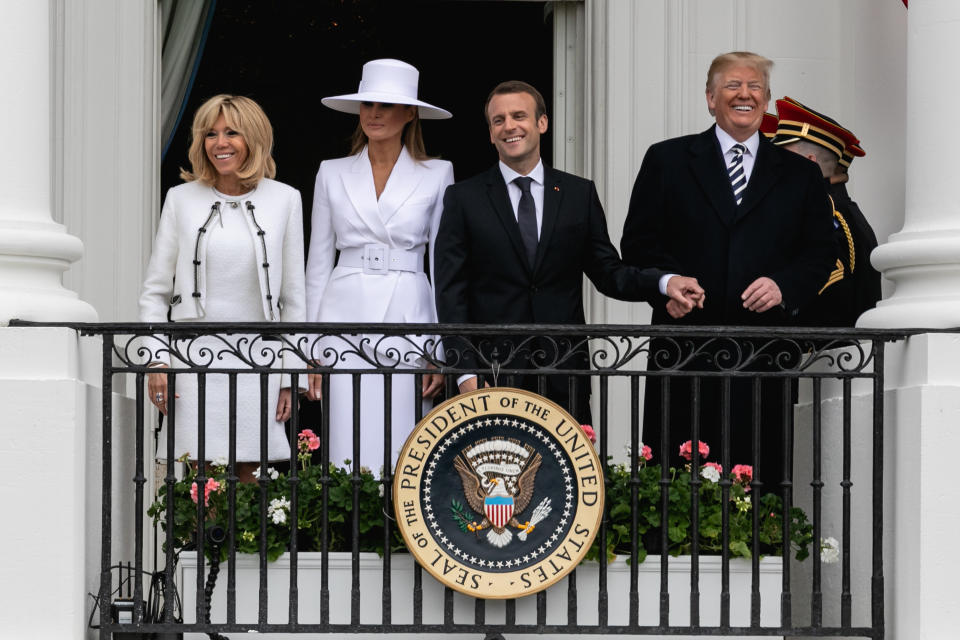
[139,178,306,462]
[306,146,453,472]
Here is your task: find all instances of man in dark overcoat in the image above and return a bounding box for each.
[620,52,836,488]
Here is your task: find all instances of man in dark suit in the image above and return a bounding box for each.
[620,52,836,487]
[771,97,881,327]
[435,80,703,423]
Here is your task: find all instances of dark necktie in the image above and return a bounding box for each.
[513,176,538,266]
[728,143,747,205]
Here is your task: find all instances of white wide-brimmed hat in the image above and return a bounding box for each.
[321,59,452,120]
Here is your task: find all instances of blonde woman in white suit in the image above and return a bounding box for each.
[305,59,453,473]
[140,95,306,481]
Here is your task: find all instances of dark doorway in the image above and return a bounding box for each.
[160,0,555,241]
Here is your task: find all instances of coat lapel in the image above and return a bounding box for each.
[485,166,531,272]
[341,147,389,240]
[377,146,423,226]
[536,167,562,272]
[688,126,738,227]
[735,137,782,223]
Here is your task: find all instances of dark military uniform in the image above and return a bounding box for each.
[771,96,881,327]
[799,180,881,326]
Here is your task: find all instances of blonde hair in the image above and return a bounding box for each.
[180,94,276,189]
[348,105,429,160]
[705,51,773,99]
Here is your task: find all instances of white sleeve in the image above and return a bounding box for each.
[304,163,336,324]
[137,190,180,365]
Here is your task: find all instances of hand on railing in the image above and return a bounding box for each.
[147,364,179,415]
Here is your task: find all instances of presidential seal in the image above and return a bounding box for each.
[394,387,603,599]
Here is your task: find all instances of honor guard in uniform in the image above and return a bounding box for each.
[772,97,881,326]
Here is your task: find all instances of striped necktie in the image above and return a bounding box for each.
[728,143,747,205]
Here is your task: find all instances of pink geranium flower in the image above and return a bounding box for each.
[580,424,597,444]
[731,464,753,485]
[640,444,653,461]
[190,477,220,506]
[298,428,320,452]
[679,439,710,461]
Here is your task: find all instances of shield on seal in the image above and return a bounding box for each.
[484,495,514,529]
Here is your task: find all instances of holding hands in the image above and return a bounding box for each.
[660,275,783,318]
[664,275,706,319]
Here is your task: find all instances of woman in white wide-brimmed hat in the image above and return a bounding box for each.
[305,59,453,473]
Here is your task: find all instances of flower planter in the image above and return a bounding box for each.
[178,551,783,639]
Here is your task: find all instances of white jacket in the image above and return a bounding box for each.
[306,147,453,361]
[139,178,306,374]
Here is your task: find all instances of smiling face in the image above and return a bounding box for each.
[203,113,249,187]
[487,91,548,175]
[706,64,769,142]
[359,101,416,145]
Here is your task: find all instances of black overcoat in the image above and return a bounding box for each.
[620,126,836,486]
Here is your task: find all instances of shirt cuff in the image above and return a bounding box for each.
[659,274,678,295]
[456,374,476,387]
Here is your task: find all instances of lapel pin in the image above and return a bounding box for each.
[554,186,560,191]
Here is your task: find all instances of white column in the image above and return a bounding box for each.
[0,0,96,324]
[855,6,960,638]
[858,0,960,329]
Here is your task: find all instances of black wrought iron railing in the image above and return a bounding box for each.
[13,321,909,639]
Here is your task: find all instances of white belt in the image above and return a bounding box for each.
[338,244,424,275]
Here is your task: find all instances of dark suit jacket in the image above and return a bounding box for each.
[621,125,836,326]
[436,164,665,325]
[434,163,666,421]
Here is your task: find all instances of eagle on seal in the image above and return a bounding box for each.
[453,438,543,548]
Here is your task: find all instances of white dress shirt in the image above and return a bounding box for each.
[714,126,760,184]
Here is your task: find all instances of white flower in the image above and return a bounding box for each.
[211,456,228,468]
[623,443,633,458]
[820,536,840,564]
[700,465,721,483]
[267,497,291,525]
[734,495,751,513]
[252,466,279,480]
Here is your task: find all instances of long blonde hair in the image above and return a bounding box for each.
[180,94,277,189]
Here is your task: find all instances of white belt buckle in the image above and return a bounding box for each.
[362,243,389,275]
